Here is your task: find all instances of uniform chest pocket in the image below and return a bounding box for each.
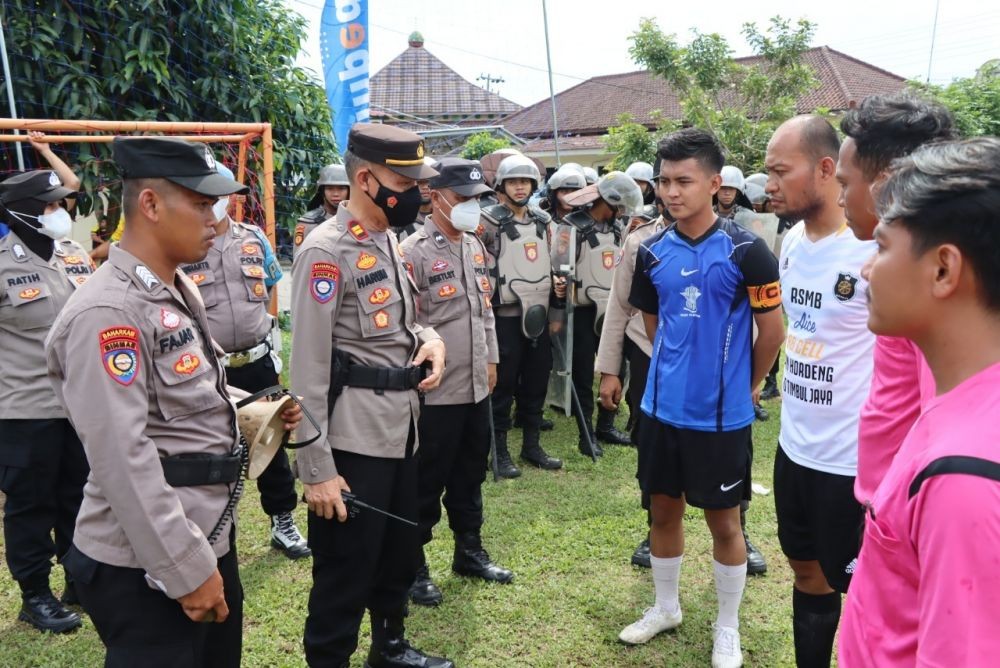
[241,265,269,302]
[183,268,219,307]
[153,344,226,421]
[426,274,468,325]
[6,281,56,329]
[355,277,403,337]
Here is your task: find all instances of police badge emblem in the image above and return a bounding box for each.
[835,272,858,303]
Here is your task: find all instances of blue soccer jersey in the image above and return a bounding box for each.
[629,218,781,431]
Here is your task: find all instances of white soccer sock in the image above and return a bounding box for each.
[650,554,682,615]
[714,559,747,630]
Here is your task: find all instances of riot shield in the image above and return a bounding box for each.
[546,223,576,416]
[733,209,780,254]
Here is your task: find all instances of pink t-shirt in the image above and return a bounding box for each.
[855,336,935,504]
[839,361,1000,667]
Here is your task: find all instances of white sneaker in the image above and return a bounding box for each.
[712,624,743,668]
[618,605,683,645]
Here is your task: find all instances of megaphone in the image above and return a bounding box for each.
[235,386,320,479]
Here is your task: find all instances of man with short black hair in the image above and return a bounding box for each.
[839,137,1000,667]
[623,128,784,668]
[836,93,957,509]
[766,115,876,667]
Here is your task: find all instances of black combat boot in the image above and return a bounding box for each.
[513,413,554,431]
[18,588,82,634]
[452,531,514,584]
[520,429,562,470]
[742,507,767,575]
[630,534,651,569]
[760,372,780,400]
[595,408,631,445]
[408,549,443,607]
[366,614,454,668]
[492,431,521,479]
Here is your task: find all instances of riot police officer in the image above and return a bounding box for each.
[545,165,587,221]
[625,161,657,206]
[558,172,642,454]
[295,163,350,255]
[181,163,310,560]
[0,170,91,633]
[479,154,563,477]
[290,123,452,668]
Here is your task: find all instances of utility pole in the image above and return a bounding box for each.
[477,73,505,94]
[541,0,561,165]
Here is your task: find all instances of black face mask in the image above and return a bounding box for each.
[364,172,423,228]
[643,188,655,205]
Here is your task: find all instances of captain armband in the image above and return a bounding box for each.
[748,281,782,311]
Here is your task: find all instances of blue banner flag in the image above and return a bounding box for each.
[321,0,371,152]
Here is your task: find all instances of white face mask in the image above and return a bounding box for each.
[212,197,230,222]
[444,198,482,232]
[12,208,73,240]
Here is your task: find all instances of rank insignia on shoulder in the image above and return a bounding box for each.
[349,222,369,241]
[356,252,377,270]
[434,232,445,244]
[161,309,181,330]
[100,326,140,386]
[135,266,159,291]
[174,352,201,375]
[310,262,339,304]
[12,244,27,260]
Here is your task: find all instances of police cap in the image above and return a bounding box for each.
[347,123,438,180]
[111,137,249,197]
[0,170,75,206]
[429,158,492,197]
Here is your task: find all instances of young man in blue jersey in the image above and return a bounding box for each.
[622,129,785,668]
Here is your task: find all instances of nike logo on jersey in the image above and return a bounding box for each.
[720,480,741,492]
[680,268,698,276]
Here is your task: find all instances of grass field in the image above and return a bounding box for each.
[0,336,799,667]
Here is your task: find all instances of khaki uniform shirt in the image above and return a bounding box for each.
[290,203,440,484]
[399,216,499,406]
[0,232,94,419]
[293,207,332,258]
[595,218,665,375]
[45,245,241,599]
[180,220,273,352]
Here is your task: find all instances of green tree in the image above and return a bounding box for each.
[461,132,512,160]
[911,61,1000,137]
[0,0,336,227]
[620,16,819,172]
[603,112,679,170]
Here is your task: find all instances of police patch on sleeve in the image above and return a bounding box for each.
[310,262,340,304]
[100,326,140,386]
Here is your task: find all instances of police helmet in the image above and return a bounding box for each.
[625,161,655,187]
[495,154,541,191]
[720,165,746,192]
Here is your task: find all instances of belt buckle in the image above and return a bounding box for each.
[228,351,250,368]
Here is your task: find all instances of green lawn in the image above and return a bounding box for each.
[0,342,797,666]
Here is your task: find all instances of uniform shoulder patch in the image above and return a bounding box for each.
[294,223,306,246]
[348,222,369,241]
[100,326,140,386]
[310,262,340,304]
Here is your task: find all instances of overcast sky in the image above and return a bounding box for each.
[284,0,998,108]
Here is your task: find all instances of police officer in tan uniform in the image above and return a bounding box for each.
[399,158,514,607]
[294,163,350,255]
[46,137,301,666]
[181,162,309,560]
[291,123,451,668]
[0,170,91,633]
[558,172,642,456]
[479,154,563,477]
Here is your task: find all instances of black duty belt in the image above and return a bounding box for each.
[346,362,426,392]
[161,453,242,487]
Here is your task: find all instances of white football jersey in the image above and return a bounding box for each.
[778,222,876,476]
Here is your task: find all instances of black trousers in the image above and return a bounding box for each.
[63,536,242,668]
[624,339,653,513]
[416,401,490,545]
[304,437,419,666]
[224,353,297,516]
[0,418,88,592]
[569,305,601,427]
[493,315,553,432]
